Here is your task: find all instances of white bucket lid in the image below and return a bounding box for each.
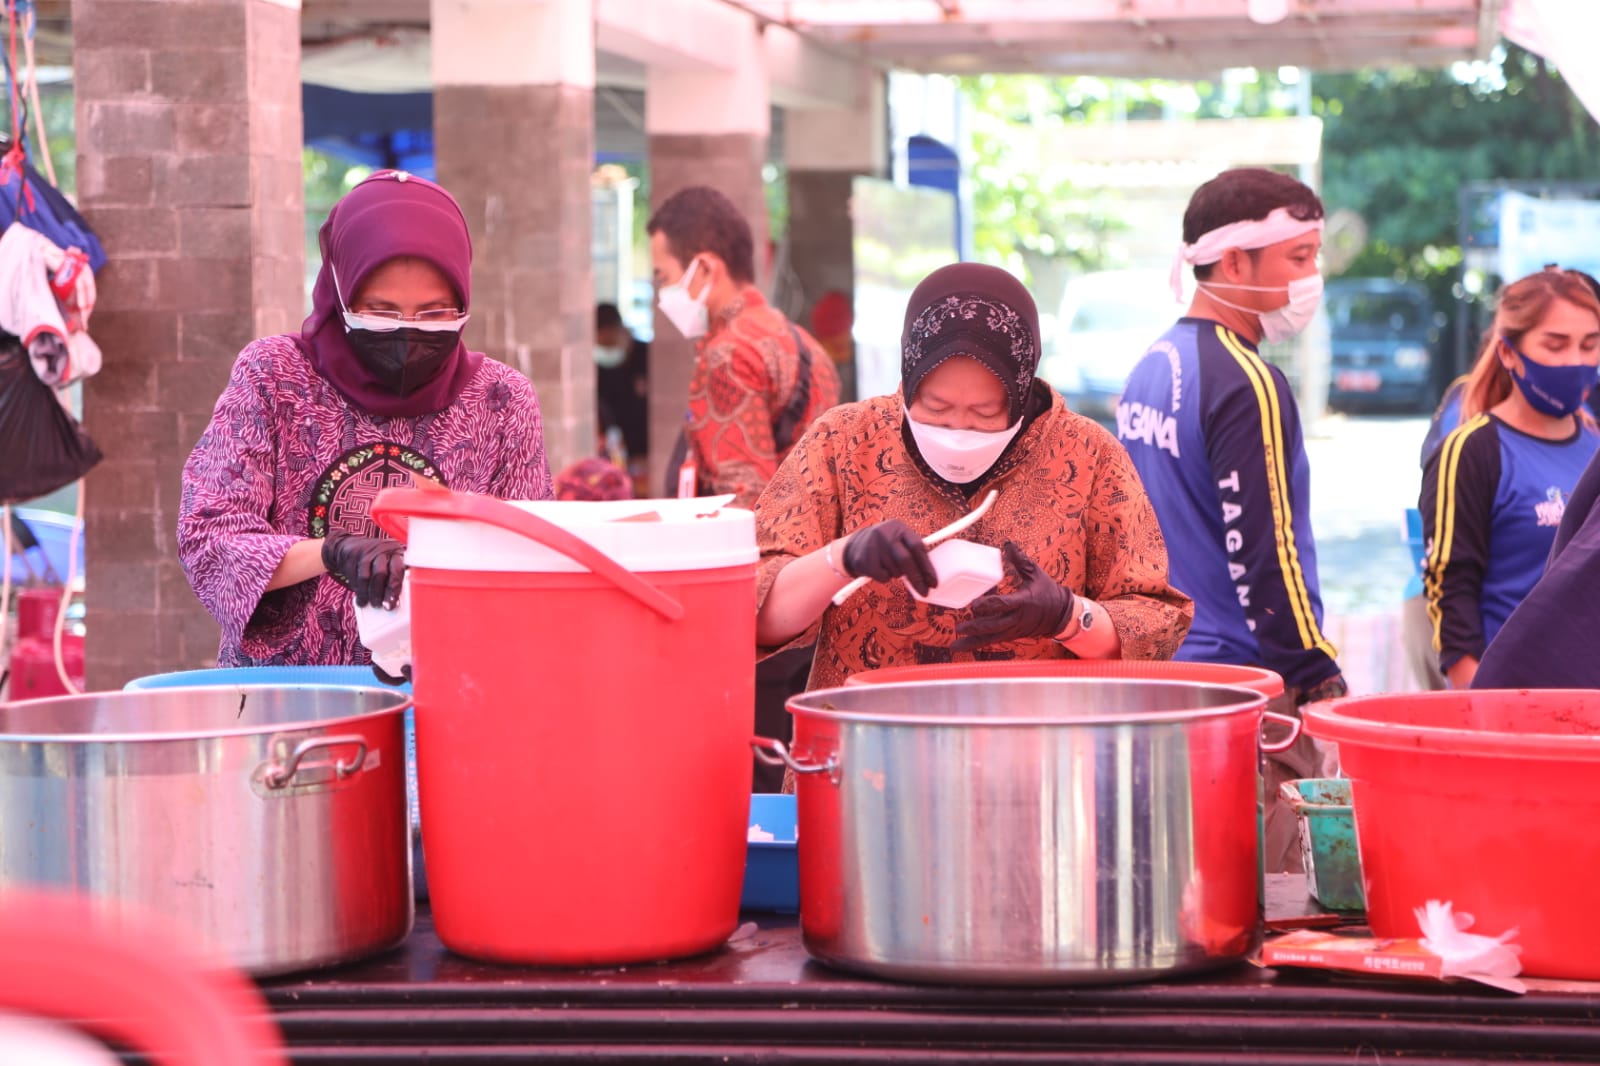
[403,495,759,574]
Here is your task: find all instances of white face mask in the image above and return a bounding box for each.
[657,258,709,340]
[1200,273,1323,343]
[594,345,626,369]
[904,408,1025,484]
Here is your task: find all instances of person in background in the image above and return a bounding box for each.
[647,185,841,510]
[754,262,1191,693]
[179,170,552,668]
[594,301,649,487]
[1405,269,1600,691]
[1421,266,1600,689]
[1117,167,1346,873]
[809,288,856,402]
[553,456,634,502]
[648,185,843,790]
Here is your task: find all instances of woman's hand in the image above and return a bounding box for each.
[951,541,1075,651]
[841,519,939,596]
[1446,655,1478,690]
[321,533,407,609]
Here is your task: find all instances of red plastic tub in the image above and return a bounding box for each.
[1305,689,1600,979]
[372,489,756,966]
[846,659,1284,700]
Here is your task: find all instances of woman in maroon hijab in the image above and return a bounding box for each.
[178,170,552,668]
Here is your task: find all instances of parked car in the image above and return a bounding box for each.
[1037,269,1177,420]
[1325,278,1437,413]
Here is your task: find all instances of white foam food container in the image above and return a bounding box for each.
[902,538,1004,609]
[354,578,412,678]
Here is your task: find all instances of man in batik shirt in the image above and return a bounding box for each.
[648,186,840,510]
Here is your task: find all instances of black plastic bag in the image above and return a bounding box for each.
[0,334,100,502]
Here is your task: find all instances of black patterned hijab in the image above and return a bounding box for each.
[901,263,1042,425]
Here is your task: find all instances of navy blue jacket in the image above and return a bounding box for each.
[1475,442,1600,688]
[1117,317,1339,691]
[1422,413,1599,671]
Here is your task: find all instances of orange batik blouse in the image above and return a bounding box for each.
[754,388,1193,690]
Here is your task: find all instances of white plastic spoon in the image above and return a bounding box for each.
[830,489,1000,607]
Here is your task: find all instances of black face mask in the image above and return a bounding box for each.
[346,328,460,396]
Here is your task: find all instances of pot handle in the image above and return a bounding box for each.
[751,736,839,782]
[369,487,684,623]
[262,735,368,790]
[1259,711,1304,754]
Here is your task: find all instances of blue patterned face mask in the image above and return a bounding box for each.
[1505,336,1599,418]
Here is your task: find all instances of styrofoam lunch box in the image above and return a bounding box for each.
[902,538,1004,609]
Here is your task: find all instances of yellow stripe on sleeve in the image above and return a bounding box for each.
[1423,414,1491,650]
[1217,327,1337,659]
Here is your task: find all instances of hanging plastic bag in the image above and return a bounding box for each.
[0,223,100,386]
[0,333,100,503]
[0,143,105,273]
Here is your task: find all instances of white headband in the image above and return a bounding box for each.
[1168,207,1324,301]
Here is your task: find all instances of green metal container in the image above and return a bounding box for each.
[1280,778,1365,913]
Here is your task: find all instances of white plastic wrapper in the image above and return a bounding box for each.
[1415,899,1523,984]
[354,576,411,679]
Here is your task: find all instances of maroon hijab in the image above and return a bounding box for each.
[299,170,483,417]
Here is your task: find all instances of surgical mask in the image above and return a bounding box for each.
[594,344,627,369]
[1200,273,1324,343]
[905,408,1025,484]
[658,258,710,340]
[344,321,463,396]
[1505,337,1599,418]
[333,265,466,395]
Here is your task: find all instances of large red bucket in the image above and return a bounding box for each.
[372,489,756,965]
[1305,690,1600,979]
[845,659,1284,699]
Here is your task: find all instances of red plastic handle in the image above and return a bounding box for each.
[370,488,684,622]
[0,891,288,1066]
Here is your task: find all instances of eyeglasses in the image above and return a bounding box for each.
[342,308,469,333]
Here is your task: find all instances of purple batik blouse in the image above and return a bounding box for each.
[178,334,553,667]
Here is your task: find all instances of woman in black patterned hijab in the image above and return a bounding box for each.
[752,261,1190,695]
[898,263,1050,490]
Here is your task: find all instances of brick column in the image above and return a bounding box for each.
[432,0,595,477]
[73,0,304,689]
[644,33,770,495]
[785,71,887,405]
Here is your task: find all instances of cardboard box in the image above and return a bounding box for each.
[1263,929,1525,993]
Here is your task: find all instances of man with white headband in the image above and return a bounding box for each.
[1116,167,1346,874]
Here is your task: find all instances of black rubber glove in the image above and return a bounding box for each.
[1290,673,1348,707]
[841,519,939,596]
[321,533,407,609]
[371,662,412,686]
[951,541,1075,652]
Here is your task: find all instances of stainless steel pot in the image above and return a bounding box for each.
[0,685,413,976]
[754,677,1300,986]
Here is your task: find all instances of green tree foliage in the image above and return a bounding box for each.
[1316,46,1595,255]
[957,70,1304,300]
[959,75,1128,285]
[1313,45,1600,377]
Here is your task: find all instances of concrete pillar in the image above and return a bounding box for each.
[785,70,888,404]
[432,0,595,476]
[73,0,304,688]
[644,25,769,494]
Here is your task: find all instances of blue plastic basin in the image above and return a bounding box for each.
[742,793,798,913]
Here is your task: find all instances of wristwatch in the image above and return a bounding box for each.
[1057,601,1095,643]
